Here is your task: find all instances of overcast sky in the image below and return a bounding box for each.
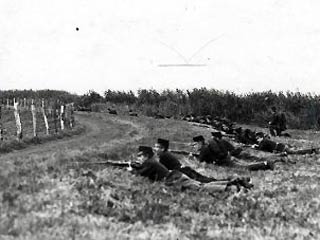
[1,0,320,95]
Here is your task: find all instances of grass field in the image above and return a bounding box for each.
[0,112,320,239]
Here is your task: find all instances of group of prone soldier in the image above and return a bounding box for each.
[104,127,319,194]
[183,106,290,138]
[102,106,319,193]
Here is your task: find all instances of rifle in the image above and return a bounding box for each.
[169,149,199,157]
[70,160,142,169]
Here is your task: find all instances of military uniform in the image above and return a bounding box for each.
[155,138,182,170]
[269,107,287,136]
[134,146,170,181]
[156,138,216,182]
[194,135,274,171]
[135,157,170,181]
[135,145,253,191]
[257,138,318,155]
[159,151,182,170]
[258,138,286,153]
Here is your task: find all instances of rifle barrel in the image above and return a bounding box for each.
[69,160,141,168]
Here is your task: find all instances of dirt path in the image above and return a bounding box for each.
[0,112,146,160]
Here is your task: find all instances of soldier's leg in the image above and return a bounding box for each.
[286,148,319,155]
[269,126,277,136]
[165,170,201,190]
[179,166,219,183]
[276,127,282,136]
[202,182,230,192]
[236,152,263,161]
[229,156,274,171]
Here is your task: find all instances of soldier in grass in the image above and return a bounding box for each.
[254,135,319,155]
[192,134,276,171]
[153,138,218,183]
[133,145,253,192]
[133,145,169,181]
[153,138,182,170]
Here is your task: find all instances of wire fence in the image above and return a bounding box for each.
[0,98,75,141]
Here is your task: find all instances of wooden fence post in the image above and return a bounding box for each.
[42,99,49,135]
[53,101,58,134]
[0,105,3,141]
[60,105,65,130]
[13,98,23,140]
[70,103,75,128]
[31,99,37,137]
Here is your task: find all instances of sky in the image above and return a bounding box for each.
[1,0,320,95]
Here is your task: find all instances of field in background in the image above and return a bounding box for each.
[0,112,320,239]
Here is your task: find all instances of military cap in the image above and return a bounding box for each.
[138,146,154,156]
[211,131,222,139]
[157,138,169,149]
[193,135,205,142]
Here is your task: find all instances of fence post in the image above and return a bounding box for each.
[60,105,65,130]
[42,99,49,135]
[0,105,3,141]
[31,99,37,137]
[53,101,58,134]
[13,98,23,140]
[70,103,75,128]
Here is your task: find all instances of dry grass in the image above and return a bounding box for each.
[1,112,320,239]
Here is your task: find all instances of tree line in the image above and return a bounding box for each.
[1,89,319,129]
[103,88,320,129]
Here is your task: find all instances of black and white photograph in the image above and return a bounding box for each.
[1,0,320,239]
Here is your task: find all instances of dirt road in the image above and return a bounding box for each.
[0,112,146,160]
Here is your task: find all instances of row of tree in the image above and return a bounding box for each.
[83,88,320,129]
[1,89,319,129]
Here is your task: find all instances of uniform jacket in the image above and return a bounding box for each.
[135,157,169,181]
[258,139,286,152]
[159,151,182,170]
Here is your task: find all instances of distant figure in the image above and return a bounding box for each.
[129,109,138,117]
[107,108,117,115]
[155,113,165,119]
[269,106,287,136]
[234,127,261,145]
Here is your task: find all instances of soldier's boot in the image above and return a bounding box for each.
[247,161,274,171]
